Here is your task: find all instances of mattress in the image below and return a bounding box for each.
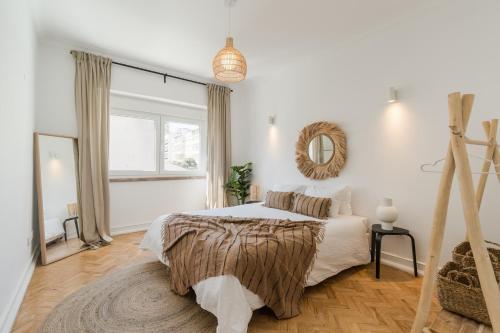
[140,203,370,333]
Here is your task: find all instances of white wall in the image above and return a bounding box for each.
[0,0,38,332]
[36,41,208,235]
[231,1,500,271]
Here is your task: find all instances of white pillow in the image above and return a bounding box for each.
[336,186,352,215]
[304,186,352,217]
[272,184,307,194]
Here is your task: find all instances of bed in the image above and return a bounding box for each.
[140,202,370,333]
[44,217,65,243]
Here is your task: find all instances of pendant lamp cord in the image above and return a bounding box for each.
[228,5,232,37]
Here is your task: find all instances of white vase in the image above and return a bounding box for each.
[376,198,398,231]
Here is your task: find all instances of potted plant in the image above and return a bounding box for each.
[224,162,252,205]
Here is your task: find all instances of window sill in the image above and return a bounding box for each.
[109,175,206,183]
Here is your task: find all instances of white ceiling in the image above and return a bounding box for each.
[31,0,435,80]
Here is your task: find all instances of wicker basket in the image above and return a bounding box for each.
[436,262,492,325]
[452,241,500,280]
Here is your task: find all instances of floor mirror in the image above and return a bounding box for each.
[34,132,88,265]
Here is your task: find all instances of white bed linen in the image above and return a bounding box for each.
[44,217,64,243]
[140,203,370,333]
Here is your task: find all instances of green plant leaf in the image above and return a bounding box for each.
[224,162,253,205]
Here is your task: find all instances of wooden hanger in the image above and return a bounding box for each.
[420,154,500,174]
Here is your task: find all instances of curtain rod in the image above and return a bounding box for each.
[70,51,233,92]
[112,61,233,92]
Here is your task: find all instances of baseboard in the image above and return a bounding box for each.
[110,221,151,236]
[0,246,39,333]
[380,250,426,276]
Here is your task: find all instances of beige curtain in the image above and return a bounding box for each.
[72,51,113,244]
[207,84,232,208]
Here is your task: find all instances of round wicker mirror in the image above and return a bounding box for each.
[295,122,347,180]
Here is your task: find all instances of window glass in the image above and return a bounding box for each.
[163,121,201,172]
[109,114,157,172]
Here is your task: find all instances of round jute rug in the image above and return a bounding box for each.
[39,261,217,333]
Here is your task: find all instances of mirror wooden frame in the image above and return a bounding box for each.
[34,132,88,265]
[295,121,347,180]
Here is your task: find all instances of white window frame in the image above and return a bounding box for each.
[109,95,207,178]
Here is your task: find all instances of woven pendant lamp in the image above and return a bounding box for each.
[213,37,247,82]
[212,0,247,83]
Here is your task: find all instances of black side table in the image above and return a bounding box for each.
[63,216,80,241]
[370,224,417,279]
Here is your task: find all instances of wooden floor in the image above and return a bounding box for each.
[13,232,440,333]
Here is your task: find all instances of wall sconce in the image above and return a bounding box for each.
[268,115,276,125]
[388,87,398,103]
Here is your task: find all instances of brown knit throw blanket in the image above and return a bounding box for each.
[162,214,325,319]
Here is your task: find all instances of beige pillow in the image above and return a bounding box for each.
[304,185,352,216]
[264,191,295,211]
[291,193,332,220]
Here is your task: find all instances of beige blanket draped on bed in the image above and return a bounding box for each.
[162,214,324,319]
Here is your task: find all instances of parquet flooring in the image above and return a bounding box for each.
[12,232,153,333]
[429,310,492,333]
[248,264,440,333]
[12,232,440,333]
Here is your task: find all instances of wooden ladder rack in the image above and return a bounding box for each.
[411,92,500,333]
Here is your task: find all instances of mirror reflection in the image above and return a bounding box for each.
[308,134,335,164]
[36,134,87,264]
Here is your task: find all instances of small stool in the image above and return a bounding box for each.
[370,224,418,279]
[63,216,80,241]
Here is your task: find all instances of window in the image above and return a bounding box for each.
[164,121,201,172]
[110,113,158,174]
[109,96,206,177]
